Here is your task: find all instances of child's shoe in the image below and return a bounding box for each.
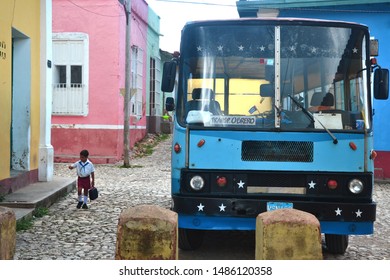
[82,203,88,209]
[77,201,83,209]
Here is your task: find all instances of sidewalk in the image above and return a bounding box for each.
[0,176,75,221]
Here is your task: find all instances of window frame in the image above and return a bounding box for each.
[52,32,89,116]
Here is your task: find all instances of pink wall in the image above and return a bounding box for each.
[52,0,148,163]
[52,0,124,126]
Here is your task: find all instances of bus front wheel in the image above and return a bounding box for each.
[325,234,349,254]
[178,228,204,250]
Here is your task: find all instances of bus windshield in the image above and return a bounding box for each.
[176,21,370,131]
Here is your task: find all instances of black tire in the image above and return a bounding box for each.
[325,234,349,254]
[178,228,204,251]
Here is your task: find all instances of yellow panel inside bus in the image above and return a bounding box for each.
[187,79,272,115]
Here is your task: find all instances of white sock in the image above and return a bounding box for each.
[78,195,83,202]
[83,195,88,203]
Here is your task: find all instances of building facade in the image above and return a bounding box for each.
[236,0,390,178]
[146,7,163,134]
[51,0,163,164]
[0,0,53,194]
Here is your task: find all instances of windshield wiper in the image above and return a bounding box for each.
[288,95,338,144]
[288,95,314,123]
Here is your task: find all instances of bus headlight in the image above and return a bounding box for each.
[348,179,364,194]
[190,175,205,191]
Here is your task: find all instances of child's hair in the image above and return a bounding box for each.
[80,150,89,157]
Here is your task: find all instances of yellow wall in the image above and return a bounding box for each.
[0,0,41,181]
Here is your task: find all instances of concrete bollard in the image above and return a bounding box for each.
[255,208,323,260]
[0,207,16,260]
[115,204,178,260]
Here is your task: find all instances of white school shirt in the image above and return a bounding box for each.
[71,159,95,178]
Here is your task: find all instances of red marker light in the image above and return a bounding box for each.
[370,150,377,160]
[349,142,357,151]
[216,176,227,187]
[327,179,338,190]
[174,143,181,153]
[197,139,205,147]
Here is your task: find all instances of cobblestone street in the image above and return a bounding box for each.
[14,136,390,260]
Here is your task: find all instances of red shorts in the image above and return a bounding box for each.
[77,176,91,191]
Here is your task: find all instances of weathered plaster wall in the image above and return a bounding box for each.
[0,0,41,182]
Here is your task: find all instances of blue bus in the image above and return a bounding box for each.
[162,18,389,254]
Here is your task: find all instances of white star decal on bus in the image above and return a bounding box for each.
[197,46,202,52]
[308,180,316,189]
[197,203,204,211]
[353,47,358,53]
[335,207,342,216]
[217,45,223,52]
[238,45,244,51]
[219,203,226,212]
[355,209,362,217]
[237,180,245,188]
[259,45,265,51]
[289,45,296,51]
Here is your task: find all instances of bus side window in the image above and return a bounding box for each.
[309,92,334,112]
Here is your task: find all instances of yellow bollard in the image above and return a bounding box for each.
[256,208,323,260]
[0,207,16,260]
[115,204,178,260]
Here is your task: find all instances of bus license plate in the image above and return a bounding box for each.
[267,202,293,211]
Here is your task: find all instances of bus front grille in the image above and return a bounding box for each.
[241,140,313,162]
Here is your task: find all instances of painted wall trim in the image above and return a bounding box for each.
[39,0,54,182]
[52,124,147,130]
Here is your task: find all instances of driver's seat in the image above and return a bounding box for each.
[186,88,221,115]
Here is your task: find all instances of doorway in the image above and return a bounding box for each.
[10,28,31,176]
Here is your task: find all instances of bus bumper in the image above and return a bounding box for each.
[173,196,375,235]
[178,215,374,234]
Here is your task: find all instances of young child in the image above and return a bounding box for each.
[68,150,95,209]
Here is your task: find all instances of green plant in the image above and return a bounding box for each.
[16,218,34,231]
[16,207,49,231]
[157,133,170,142]
[33,207,49,218]
[133,133,170,158]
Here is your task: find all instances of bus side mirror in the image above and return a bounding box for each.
[161,61,177,92]
[374,68,389,100]
[166,97,175,111]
